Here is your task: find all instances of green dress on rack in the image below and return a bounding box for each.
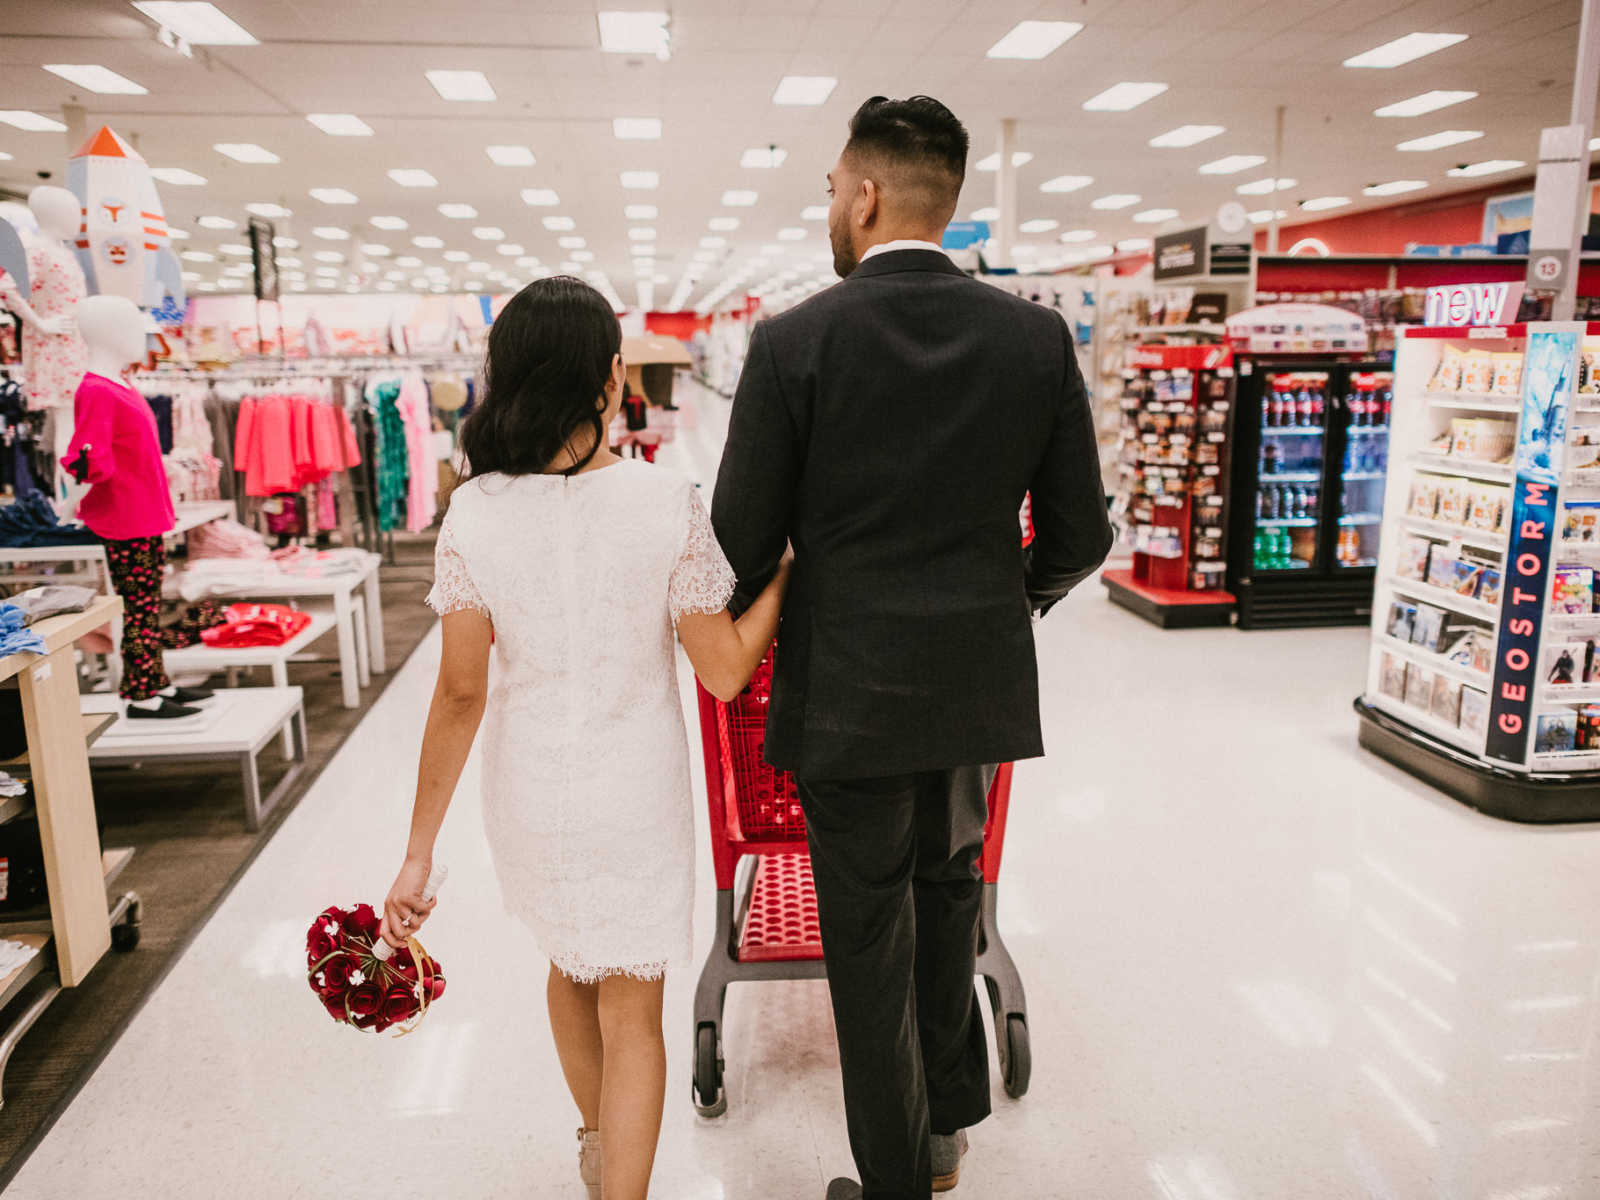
[367,378,409,533]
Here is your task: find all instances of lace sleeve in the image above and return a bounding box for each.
[669,488,736,624]
[426,517,490,617]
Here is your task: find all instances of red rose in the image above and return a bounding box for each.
[306,918,341,963]
[383,985,419,1025]
[346,982,383,1028]
[389,951,419,982]
[322,992,348,1023]
[319,954,354,994]
[342,903,380,942]
[318,905,344,925]
[428,974,446,1002]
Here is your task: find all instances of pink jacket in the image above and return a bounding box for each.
[64,372,176,541]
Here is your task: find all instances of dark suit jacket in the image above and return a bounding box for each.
[711,249,1113,780]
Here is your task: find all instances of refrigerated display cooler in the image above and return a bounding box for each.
[1355,320,1600,822]
[1225,362,1395,627]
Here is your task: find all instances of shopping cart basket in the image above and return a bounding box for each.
[690,653,1032,1118]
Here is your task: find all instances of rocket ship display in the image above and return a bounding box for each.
[66,125,184,309]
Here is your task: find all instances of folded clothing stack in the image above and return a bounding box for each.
[6,585,96,625]
[199,602,312,648]
[0,494,98,548]
[0,606,45,658]
[186,517,270,562]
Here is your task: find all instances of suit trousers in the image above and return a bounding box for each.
[798,765,996,1199]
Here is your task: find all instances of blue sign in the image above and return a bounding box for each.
[1486,329,1579,764]
[942,221,989,250]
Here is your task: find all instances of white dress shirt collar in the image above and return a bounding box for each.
[861,238,948,261]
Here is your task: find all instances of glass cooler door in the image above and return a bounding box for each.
[1333,367,1392,570]
[1253,368,1331,573]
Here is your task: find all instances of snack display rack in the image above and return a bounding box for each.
[1102,344,1235,627]
[1355,320,1600,821]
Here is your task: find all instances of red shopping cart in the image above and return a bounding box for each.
[690,654,1033,1118]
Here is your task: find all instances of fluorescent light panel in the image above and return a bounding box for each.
[1301,196,1350,211]
[1373,90,1477,118]
[741,147,787,169]
[620,170,659,189]
[131,2,256,44]
[542,216,576,231]
[625,204,658,220]
[801,205,829,220]
[1344,32,1467,69]
[151,166,207,185]
[975,151,1034,171]
[1039,174,1093,193]
[1132,208,1178,223]
[312,226,349,240]
[438,203,477,218]
[309,187,358,204]
[412,235,444,248]
[1363,179,1428,196]
[1083,82,1167,112]
[43,64,147,94]
[773,75,836,106]
[215,142,278,163]
[1019,219,1058,234]
[1446,159,1525,178]
[307,113,372,136]
[370,215,407,230]
[1058,229,1096,243]
[388,168,438,187]
[1199,154,1264,174]
[598,11,670,57]
[986,20,1083,60]
[426,69,495,102]
[197,215,236,229]
[472,226,505,241]
[1091,193,1140,209]
[521,188,560,206]
[777,227,807,240]
[969,206,1000,221]
[1396,129,1482,151]
[1235,177,1295,195]
[1149,124,1224,148]
[245,202,290,218]
[709,217,740,231]
[722,190,758,206]
[486,144,536,166]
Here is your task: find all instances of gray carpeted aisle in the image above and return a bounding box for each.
[0,533,439,1189]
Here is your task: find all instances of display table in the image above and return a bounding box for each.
[169,500,234,538]
[89,687,306,831]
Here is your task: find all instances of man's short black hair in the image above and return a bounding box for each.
[844,94,969,183]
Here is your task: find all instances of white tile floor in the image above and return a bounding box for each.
[13,386,1600,1200]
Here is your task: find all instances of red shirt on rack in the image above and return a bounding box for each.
[62,372,176,541]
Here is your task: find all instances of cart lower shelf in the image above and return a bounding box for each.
[1355,697,1600,823]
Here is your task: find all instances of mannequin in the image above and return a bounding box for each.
[0,187,90,414]
[66,296,207,717]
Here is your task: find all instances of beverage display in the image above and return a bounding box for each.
[1254,372,1329,571]
[1335,371,1393,570]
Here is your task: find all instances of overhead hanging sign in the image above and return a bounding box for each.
[1153,226,1207,280]
[1423,281,1524,327]
[942,220,989,250]
[1486,327,1580,764]
[1524,124,1587,295]
[248,217,278,303]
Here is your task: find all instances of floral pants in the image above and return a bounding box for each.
[104,536,170,701]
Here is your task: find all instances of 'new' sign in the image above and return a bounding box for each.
[1424,281,1525,327]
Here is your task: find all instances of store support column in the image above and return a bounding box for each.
[994,118,1017,270]
[1548,0,1598,321]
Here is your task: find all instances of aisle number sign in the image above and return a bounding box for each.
[1486,328,1578,764]
[1423,281,1524,327]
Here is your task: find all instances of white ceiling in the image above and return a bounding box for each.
[0,0,1589,309]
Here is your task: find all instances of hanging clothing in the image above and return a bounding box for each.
[0,240,88,411]
[398,370,435,533]
[62,372,176,542]
[369,378,408,532]
[105,535,170,701]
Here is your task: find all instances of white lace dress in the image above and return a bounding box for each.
[426,461,736,982]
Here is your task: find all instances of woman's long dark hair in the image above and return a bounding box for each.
[459,276,621,479]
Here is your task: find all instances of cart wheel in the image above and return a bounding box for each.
[111,920,140,952]
[1001,1015,1030,1099]
[693,1024,726,1119]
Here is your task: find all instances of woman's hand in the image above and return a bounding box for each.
[381,856,438,949]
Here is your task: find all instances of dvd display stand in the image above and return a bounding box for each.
[1355,320,1600,822]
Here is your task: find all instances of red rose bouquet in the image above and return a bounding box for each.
[306,868,447,1036]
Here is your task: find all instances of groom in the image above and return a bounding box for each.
[712,95,1113,1199]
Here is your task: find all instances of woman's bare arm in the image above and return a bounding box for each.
[381,608,492,947]
[677,560,790,702]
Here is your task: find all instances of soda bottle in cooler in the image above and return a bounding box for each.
[1379,381,1393,427]
[1310,384,1325,428]
[1297,380,1313,426]
[1271,381,1289,426]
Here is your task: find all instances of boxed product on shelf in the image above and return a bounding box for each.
[1380,652,1408,701]
[1563,500,1600,542]
[1426,548,1458,591]
[1397,534,1433,581]
[1386,600,1417,641]
[1448,418,1516,463]
[1546,641,1588,685]
[1578,704,1600,749]
[1430,675,1462,724]
[1458,686,1489,737]
[1460,348,1495,394]
[1536,711,1578,753]
[1428,344,1466,392]
[1437,478,1466,524]
[1411,603,1446,652]
[1440,623,1490,673]
[1404,664,1434,709]
[1492,352,1523,395]
[1452,552,1493,598]
[1586,641,1600,683]
[1463,484,1509,532]
[1479,566,1503,606]
[1408,475,1442,520]
[1552,566,1596,614]
[1581,344,1600,395]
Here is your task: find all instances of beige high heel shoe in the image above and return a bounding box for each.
[577,1127,602,1199]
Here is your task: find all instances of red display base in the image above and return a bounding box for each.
[1102,569,1235,629]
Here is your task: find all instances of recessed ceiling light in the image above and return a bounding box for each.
[272,235,295,248]
[1083,82,1167,112]
[1247,208,1288,224]
[1446,159,1526,178]
[180,250,215,263]
[312,250,345,263]
[411,235,444,249]
[1199,154,1265,175]
[313,227,350,240]
[1235,177,1296,195]
[1058,229,1097,243]
[394,255,421,268]
[443,250,471,262]
[483,144,536,167]
[542,215,576,231]
[722,190,759,207]
[131,2,257,44]
[369,215,407,230]
[624,204,658,221]
[628,227,657,241]
[1363,179,1428,196]
[1373,90,1477,118]
[777,227,808,241]
[700,236,728,249]
[1091,194,1140,209]
[515,256,541,267]
[970,206,1000,221]
[1397,129,1483,151]
[985,20,1083,60]
[389,168,438,188]
[497,243,525,256]
[558,236,586,249]
[438,203,477,219]
[613,117,662,140]
[1039,175,1094,195]
[1148,124,1225,148]
[277,256,300,267]
[472,226,505,241]
[0,110,67,133]
[1019,218,1059,234]
[1344,32,1466,69]
[1117,237,1152,251]
[1132,208,1179,223]
[307,113,373,136]
[214,142,278,163]
[361,243,390,256]
[801,205,829,220]
[167,227,189,239]
[310,187,358,204]
[43,64,147,94]
[426,69,495,102]
[571,250,595,262]
[709,217,740,231]
[692,250,717,263]
[773,75,836,106]
[1301,196,1350,211]
[598,11,670,58]
[620,170,659,189]
[150,166,207,186]
[741,147,787,169]
[197,215,236,229]
[245,202,290,219]
[1081,245,1114,258]
[974,151,1034,172]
